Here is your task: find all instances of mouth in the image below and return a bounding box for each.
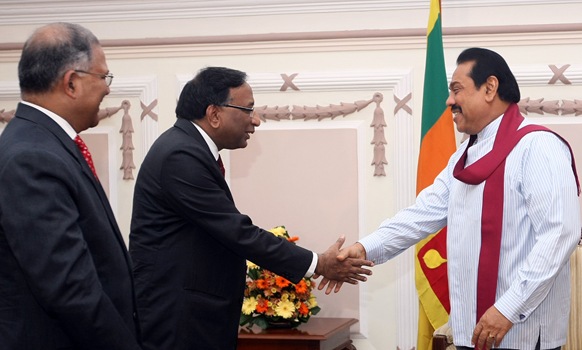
[451,105,462,116]
[452,109,462,120]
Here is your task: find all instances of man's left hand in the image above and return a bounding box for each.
[472,306,513,350]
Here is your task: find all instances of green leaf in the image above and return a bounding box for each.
[254,317,269,330]
[247,268,261,280]
[239,313,253,327]
[310,306,321,316]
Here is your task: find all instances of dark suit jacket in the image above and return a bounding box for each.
[129,118,313,350]
[0,103,141,350]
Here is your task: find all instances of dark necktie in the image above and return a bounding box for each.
[217,155,225,177]
[74,135,99,180]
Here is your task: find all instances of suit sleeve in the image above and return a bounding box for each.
[0,148,141,349]
[160,146,313,283]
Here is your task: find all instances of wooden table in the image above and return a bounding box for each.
[237,317,358,350]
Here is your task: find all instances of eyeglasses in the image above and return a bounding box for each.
[74,69,114,86]
[221,103,254,116]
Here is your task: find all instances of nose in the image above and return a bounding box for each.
[251,113,261,127]
[446,92,454,107]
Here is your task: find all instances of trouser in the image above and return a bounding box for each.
[456,337,560,350]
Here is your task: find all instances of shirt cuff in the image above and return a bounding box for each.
[358,234,385,265]
[305,251,318,278]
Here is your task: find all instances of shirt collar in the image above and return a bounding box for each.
[20,101,77,140]
[475,113,504,144]
[191,121,219,161]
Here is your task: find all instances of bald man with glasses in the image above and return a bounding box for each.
[0,22,140,350]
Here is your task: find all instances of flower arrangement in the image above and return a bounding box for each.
[240,225,321,329]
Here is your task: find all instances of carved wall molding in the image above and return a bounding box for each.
[519,98,582,116]
[248,70,411,93]
[0,108,14,123]
[107,75,159,156]
[507,64,582,86]
[98,100,136,180]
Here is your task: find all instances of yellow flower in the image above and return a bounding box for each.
[307,296,318,308]
[241,297,258,315]
[268,226,287,237]
[275,299,295,318]
[239,226,320,330]
[246,261,259,269]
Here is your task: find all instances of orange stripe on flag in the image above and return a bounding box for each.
[417,109,457,193]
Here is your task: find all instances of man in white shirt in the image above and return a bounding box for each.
[322,47,580,350]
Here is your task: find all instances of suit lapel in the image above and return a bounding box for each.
[14,103,131,258]
[174,119,234,201]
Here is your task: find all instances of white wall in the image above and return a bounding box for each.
[2,1,582,349]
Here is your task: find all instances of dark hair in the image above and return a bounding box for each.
[456,47,520,103]
[175,67,248,120]
[18,23,99,94]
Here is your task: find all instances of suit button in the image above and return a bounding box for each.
[133,312,137,320]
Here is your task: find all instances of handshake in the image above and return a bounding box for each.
[314,236,373,294]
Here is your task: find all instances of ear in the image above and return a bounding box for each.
[62,70,78,98]
[484,76,499,102]
[206,104,221,129]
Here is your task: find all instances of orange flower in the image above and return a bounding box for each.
[275,276,291,288]
[256,279,269,290]
[298,302,309,316]
[256,298,269,313]
[294,279,308,294]
[240,226,321,330]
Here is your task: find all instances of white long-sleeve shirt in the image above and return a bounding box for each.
[360,114,580,349]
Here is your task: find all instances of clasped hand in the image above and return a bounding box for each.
[313,236,373,294]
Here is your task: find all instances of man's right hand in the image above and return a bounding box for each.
[314,237,372,294]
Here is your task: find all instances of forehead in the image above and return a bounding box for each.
[229,82,253,103]
[449,61,474,88]
[90,45,108,70]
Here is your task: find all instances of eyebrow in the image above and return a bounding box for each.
[449,81,461,90]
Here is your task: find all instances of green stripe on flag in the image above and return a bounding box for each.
[421,14,448,140]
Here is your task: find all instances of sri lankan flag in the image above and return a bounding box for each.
[415,1,457,349]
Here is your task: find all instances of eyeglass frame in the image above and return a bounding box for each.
[74,69,114,86]
[221,103,254,116]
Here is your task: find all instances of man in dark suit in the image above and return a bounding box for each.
[0,23,142,349]
[129,66,373,350]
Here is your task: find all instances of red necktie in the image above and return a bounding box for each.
[74,135,99,180]
[217,155,225,177]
